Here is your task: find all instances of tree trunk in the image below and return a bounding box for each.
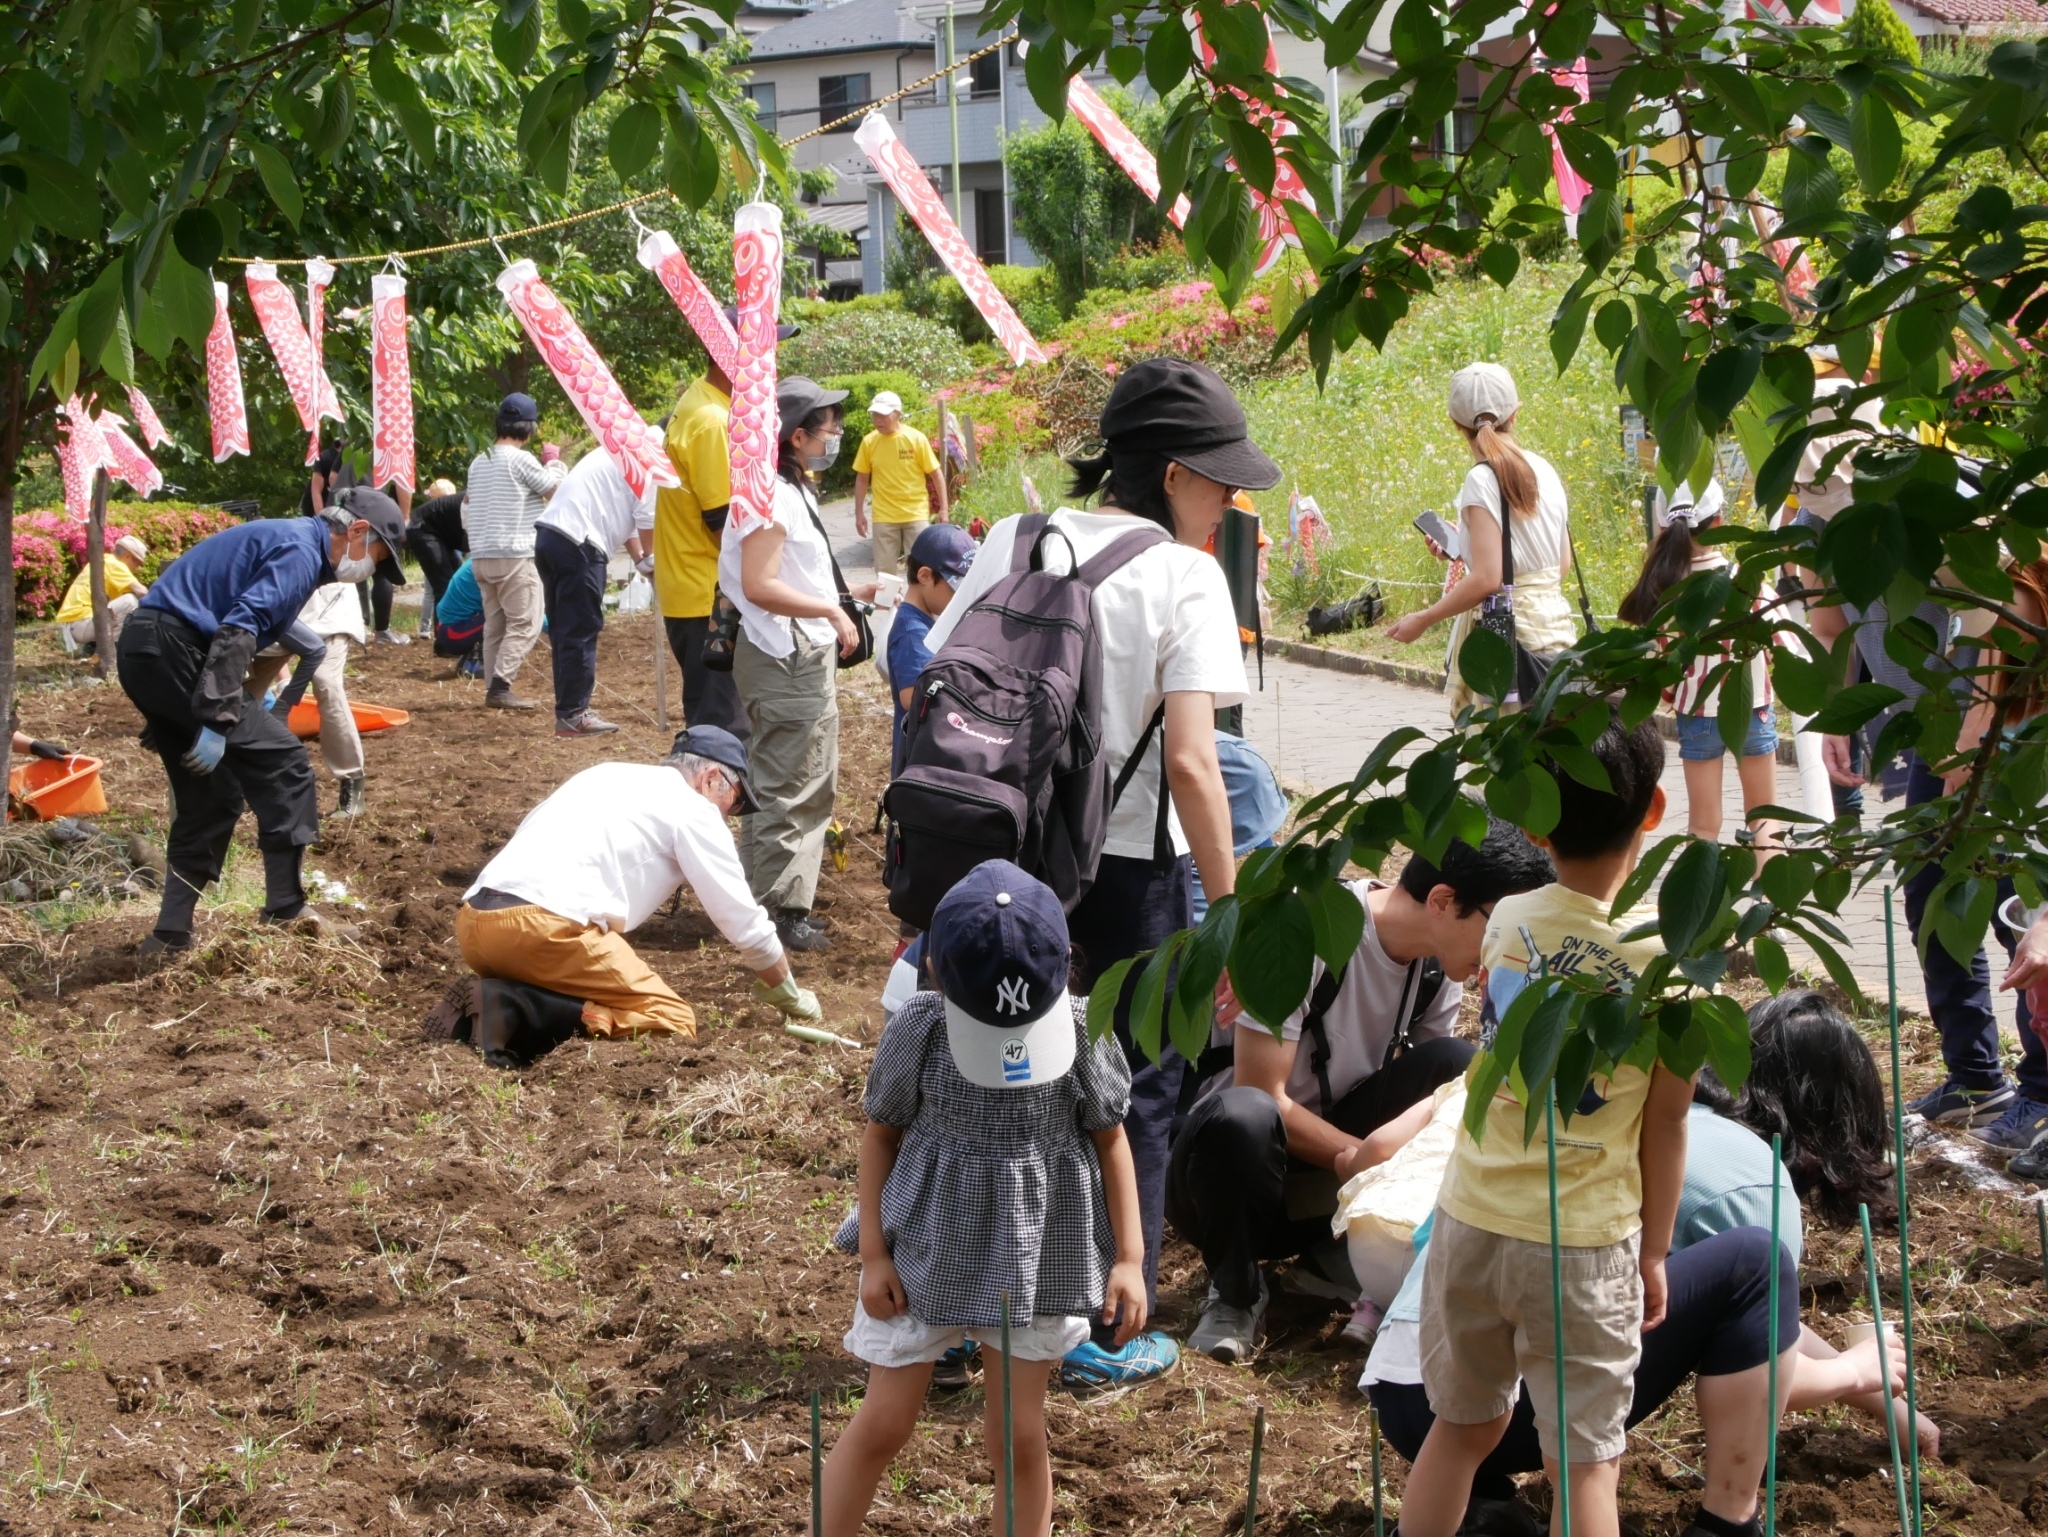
[88,467,112,678]
[0,345,21,807]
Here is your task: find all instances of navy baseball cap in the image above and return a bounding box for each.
[722,303,802,343]
[928,860,1075,1089]
[907,522,976,586]
[667,725,759,814]
[498,392,540,423]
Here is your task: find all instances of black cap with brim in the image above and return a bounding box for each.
[777,377,851,436]
[1099,357,1284,492]
[330,488,410,586]
[722,304,801,343]
[668,725,761,813]
[1168,436,1283,493]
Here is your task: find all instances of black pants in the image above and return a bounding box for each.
[664,613,750,742]
[410,528,464,610]
[1166,1036,1477,1308]
[1069,852,1195,1323]
[534,525,607,718]
[356,575,393,632]
[116,609,320,908]
[1369,1227,1800,1501]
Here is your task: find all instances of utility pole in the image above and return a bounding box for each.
[946,2,963,229]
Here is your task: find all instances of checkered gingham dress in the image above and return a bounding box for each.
[833,993,1132,1328]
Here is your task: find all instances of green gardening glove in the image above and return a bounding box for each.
[752,975,822,1022]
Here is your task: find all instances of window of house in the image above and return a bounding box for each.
[968,50,1000,99]
[744,82,777,122]
[818,73,871,129]
[974,188,1008,267]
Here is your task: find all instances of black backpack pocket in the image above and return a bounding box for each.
[883,767,1029,930]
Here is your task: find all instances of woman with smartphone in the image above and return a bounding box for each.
[1385,363,1580,716]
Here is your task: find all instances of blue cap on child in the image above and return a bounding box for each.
[927,860,1075,1090]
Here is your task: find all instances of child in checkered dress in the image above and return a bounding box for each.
[820,861,1146,1537]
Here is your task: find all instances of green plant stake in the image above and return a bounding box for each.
[811,1387,822,1537]
[1546,1083,1571,1537]
[1370,1403,1385,1537]
[1883,887,1924,1537]
[1766,1134,1782,1537]
[2039,1198,2047,1292]
[1859,1203,1913,1537]
[1245,1403,1266,1537]
[1000,1290,1015,1537]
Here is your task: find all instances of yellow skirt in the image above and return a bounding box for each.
[1443,573,1580,720]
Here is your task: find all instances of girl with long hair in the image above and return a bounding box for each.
[1386,362,1582,717]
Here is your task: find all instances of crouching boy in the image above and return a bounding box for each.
[1402,711,1696,1537]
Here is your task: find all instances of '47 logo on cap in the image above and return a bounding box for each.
[1001,1038,1030,1082]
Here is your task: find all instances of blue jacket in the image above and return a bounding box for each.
[142,518,335,648]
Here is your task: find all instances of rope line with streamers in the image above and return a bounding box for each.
[219,33,1019,267]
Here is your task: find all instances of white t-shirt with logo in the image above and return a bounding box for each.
[922,508,1249,861]
[1201,880,1461,1116]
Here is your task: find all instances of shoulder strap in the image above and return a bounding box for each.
[1568,528,1598,632]
[1303,963,1347,1114]
[1110,702,1164,808]
[1477,461,1515,588]
[1009,512,1050,575]
[801,487,857,602]
[1075,524,1172,589]
[1382,957,1448,1071]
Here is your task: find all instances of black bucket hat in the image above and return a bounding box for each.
[1099,358,1282,491]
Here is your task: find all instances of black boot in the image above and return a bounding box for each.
[775,909,831,952]
[474,980,586,1069]
[421,977,482,1042]
[335,775,366,817]
[260,846,307,922]
[143,868,205,955]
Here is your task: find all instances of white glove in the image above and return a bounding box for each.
[752,975,822,1022]
[634,553,656,577]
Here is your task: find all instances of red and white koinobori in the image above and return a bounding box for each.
[1194,16,1316,276]
[727,201,783,539]
[854,112,1047,368]
[495,258,677,501]
[246,262,341,464]
[123,385,171,450]
[370,272,417,494]
[95,409,164,499]
[637,228,741,378]
[305,257,342,465]
[1547,57,1592,227]
[1067,76,1191,229]
[56,396,111,520]
[205,281,251,464]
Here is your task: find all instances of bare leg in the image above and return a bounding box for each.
[980,1352,1056,1537]
[1691,1351,1798,1523]
[1540,1455,1620,1537]
[1399,1412,1512,1537]
[1684,756,1726,842]
[1737,747,1782,853]
[821,1363,933,1537]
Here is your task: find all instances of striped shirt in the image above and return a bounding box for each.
[462,444,566,559]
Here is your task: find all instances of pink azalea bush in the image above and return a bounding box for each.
[13,500,238,620]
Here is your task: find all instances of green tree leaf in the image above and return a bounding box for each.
[171,207,223,271]
[247,140,304,229]
[1658,839,1725,956]
[1227,891,1317,1031]
[1145,15,1194,93]
[1457,624,1514,703]
[608,100,664,178]
[152,246,218,359]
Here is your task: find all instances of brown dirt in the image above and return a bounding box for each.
[1,613,2045,1534]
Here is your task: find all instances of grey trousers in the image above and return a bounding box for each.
[473,555,545,688]
[733,628,839,914]
[247,641,365,781]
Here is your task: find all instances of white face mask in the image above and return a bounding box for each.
[806,433,842,473]
[333,538,377,583]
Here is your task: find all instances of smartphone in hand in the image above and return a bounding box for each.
[1413,510,1462,561]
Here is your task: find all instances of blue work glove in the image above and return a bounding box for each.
[181,727,226,776]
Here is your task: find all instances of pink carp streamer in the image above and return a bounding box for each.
[246,263,341,457]
[495,258,677,500]
[371,273,417,493]
[205,282,251,463]
[854,113,1048,367]
[637,229,741,376]
[1067,77,1190,228]
[1750,203,1818,307]
[123,386,170,449]
[1195,17,1317,275]
[305,257,342,464]
[95,409,164,498]
[727,201,784,539]
[1547,58,1592,219]
[56,396,110,520]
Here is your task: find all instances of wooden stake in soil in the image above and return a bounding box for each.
[1244,1402,1266,1537]
[1858,1203,1913,1537]
[1766,1133,1782,1537]
[654,613,669,734]
[810,1387,821,1537]
[1882,886,1924,1537]
[2038,1198,2047,1292]
[1370,1402,1385,1537]
[87,468,112,678]
[1545,1082,1572,1537]
[1000,1289,1015,1537]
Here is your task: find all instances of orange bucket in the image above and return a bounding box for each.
[8,755,109,820]
[286,700,412,739]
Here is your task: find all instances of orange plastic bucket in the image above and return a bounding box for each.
[7,755,109,820]
[286,700,412,739]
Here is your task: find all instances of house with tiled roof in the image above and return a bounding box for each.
[1889,0,2047,33]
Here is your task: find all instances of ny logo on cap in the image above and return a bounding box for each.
[995,976,1032,1016]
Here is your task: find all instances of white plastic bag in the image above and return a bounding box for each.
[615,571,654,614]
[1332,1079,1465,1308]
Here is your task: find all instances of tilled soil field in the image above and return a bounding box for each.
[0,612,2045,1535]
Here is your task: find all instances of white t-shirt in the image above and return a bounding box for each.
[718,476,839,659]
[1794,378,1885,522]
[296,582,367,644]
[1202,881,1460,1115]
[1457,450,1571,575]
[922,508,1249,861]
[467,762,783,970]
[537,448,656,556]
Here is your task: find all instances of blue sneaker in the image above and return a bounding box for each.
[1907,1078,2015,1129]
[1058,1331,1179,1393]
[931,1337,979,1391]
[1969,1095,2048,1154]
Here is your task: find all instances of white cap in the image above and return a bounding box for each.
[1657,477,1726,529]
[869,390,904,417]
[1448,362,1520,429]
[114,535,147,563]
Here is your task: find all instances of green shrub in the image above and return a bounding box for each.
[1845,0,1921,66]
[13,500,239,620]
[817,370,930,496]
[780,304,973,392]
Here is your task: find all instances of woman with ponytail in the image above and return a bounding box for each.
[1386,363,1582,716]
[1620,477,1780,847]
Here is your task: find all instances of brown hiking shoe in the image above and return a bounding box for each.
[422,977,481,1043]
[485,680,538,710]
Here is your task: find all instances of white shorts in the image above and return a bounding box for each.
[844,1298,1092,1368]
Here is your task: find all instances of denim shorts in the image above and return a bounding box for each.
[1677,707,1778,762]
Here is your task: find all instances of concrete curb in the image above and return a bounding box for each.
[1259,636,1804,768]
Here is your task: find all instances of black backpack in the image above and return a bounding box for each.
[882,513,1172,929]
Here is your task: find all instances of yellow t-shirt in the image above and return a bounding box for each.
[55,556,145,625]
[656,378,732,618]
[1435,884,1662,1248]
[853,424,940,524]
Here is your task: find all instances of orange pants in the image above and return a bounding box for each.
[456,903,696,1040]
